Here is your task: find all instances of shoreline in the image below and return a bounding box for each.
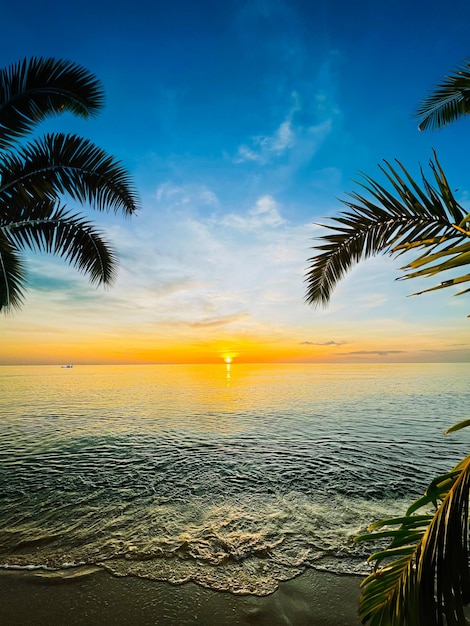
[1,567,363,625]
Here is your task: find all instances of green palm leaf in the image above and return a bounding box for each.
[0,133,140,216]
[393,237,470,297]
[416,59,470,131]
[0,57,104,150]
[394,240,470,270]
[356,456,470,625]
[305,155,467,307]
[445,420,470,436]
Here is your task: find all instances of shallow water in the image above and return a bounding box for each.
[1,363,469,594]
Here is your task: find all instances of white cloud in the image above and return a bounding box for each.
[199,190,219,206]
[74,186,321,333]
[234,91,335,167]
[156,181,219,207]
[234,146,261,163]
[21,173,470,349]
[156,181,187,203]
[219,195,285,231]
[234,93,299,164]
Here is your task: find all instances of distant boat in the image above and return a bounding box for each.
[61,365,73,369]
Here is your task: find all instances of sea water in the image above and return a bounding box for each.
[1,363,469,595]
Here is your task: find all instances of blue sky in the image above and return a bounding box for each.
[2,0,470,364]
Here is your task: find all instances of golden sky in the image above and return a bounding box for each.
[3,247,470,365]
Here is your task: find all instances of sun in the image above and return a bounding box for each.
[221,352,238,364]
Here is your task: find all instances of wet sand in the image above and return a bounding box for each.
[0,567,362,625]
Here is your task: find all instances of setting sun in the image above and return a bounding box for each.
[221,352,240,364]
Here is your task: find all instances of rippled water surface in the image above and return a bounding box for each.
[1,363,470,594]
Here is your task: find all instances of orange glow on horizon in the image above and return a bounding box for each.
[3,315,469,365]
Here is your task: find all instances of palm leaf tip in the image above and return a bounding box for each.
[416,59,470,131]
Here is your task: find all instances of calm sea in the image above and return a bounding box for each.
[1,363,469,595]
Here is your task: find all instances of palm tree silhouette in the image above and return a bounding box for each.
[0,57,140,312]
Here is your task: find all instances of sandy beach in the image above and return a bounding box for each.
[0,567,362,625]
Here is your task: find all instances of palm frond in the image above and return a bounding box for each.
[416,59,470,131]
[0,231,26,312]
[393,228,470,295]
[0,133,140,216]
[0,57,104,150]
[3,202,118,290]
[356,456,470,625]
[394,239,470,270]
[405,273,470,297]
[305,155,467,308]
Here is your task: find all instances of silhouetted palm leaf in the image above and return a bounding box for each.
[0,232,26,312]
[0,57,139,312]
[0,133,139,216]
[416,59,470,131]
[305,155,467,307]
[5,200,116,285]
[356,455,470,625]
[0,57,104,150]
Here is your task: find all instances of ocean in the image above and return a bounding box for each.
[1,363,469,596]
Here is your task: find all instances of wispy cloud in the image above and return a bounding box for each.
[156,182,219,207]
[301,340,347,346]
[57,187,316,336]
[234,92,334,167]
[234,103,298,164]
[340,350,406,356]
[189,313,250,328]
[218,195,285,231]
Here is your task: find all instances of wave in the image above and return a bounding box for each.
[0,490,411,595]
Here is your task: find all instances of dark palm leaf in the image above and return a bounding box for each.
[416,59,470,131]
[0,231,26,312]
[0,57,104,150]
[0,133,140,216]
[356,455,470,625]
[305,155,467,307]
[0,56,139,313]
[3,201,118,294]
